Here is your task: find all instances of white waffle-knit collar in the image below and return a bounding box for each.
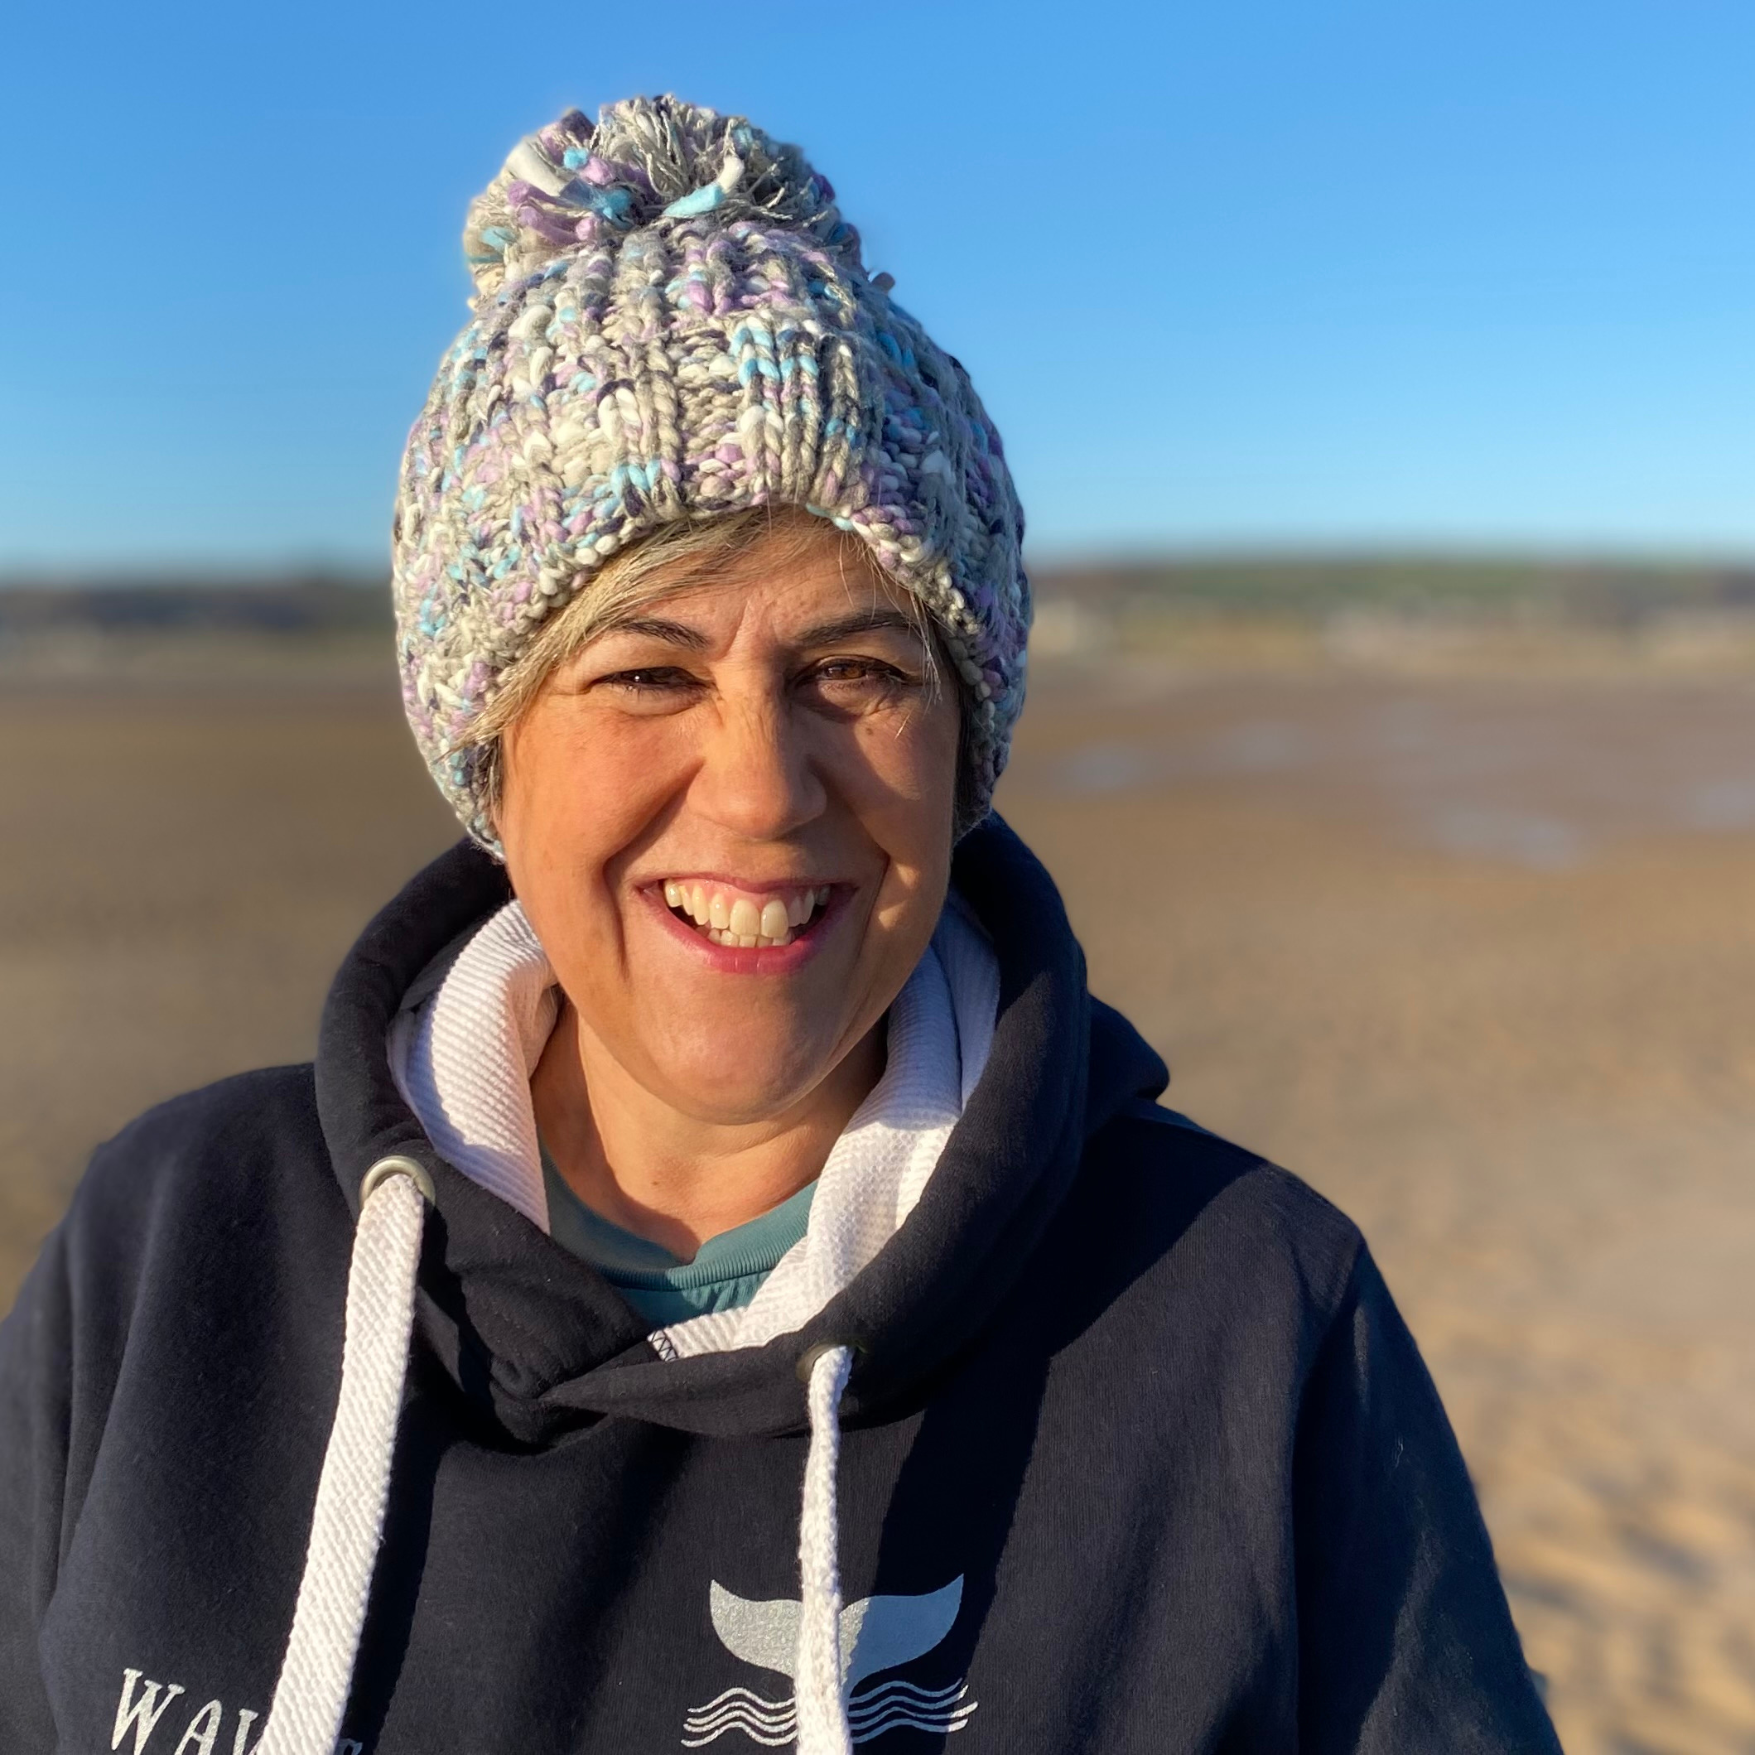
[388,896,999,1359]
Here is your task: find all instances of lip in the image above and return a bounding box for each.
[638,881,846,976]
[647,872,837,897]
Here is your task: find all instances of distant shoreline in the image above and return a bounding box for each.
[5,560,1755,684]
[5,554,1754,627]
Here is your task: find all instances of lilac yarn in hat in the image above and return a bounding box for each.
[392,95,1030,845]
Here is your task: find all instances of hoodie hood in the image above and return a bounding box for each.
[313,816,1168,1444]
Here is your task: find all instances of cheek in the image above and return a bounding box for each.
[838,700,960,856]
[818,703,959,953]
[499,712,685,908]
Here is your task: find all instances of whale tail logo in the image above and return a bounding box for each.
[684,1576,977,1746]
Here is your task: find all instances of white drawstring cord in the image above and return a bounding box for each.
[256,1158,431,1755]
[795,1343,855,1755]
[258,1157,855,1755]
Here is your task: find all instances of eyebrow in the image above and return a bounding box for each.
[593,606,926,651]
[793,607,926,647]
[595,616,711,651]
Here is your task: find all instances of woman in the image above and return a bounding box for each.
[0,98,1558,1754]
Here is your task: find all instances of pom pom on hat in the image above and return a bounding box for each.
[463,98,861,303]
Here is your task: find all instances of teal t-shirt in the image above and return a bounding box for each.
[539,1145,816,1328]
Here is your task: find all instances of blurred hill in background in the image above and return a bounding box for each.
[10,554,1755,679]
[1042,553,1755,614]
[1033,554,1755,674]
[0,574,392,684]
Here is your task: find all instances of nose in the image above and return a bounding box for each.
[690,690,827,841]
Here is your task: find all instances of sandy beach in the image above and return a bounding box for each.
[3,645,1752,1752]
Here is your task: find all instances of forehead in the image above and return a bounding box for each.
[615,520,922,638]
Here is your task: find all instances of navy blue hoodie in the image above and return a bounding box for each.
[0,820,1559,1753]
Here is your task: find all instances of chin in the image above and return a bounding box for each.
[647,1033,836,1126]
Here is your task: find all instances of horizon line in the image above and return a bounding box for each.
[8,542,1755,589]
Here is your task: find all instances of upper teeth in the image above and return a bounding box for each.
[661,881,832,948]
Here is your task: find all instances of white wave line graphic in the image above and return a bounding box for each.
[682,1723,795,1749]
[682,1677,977,1747]
[682,1707,796,1748]
[852,1705,978,1744]
[684,1704,795,1735]
[682,1686,795,1747]
[684,1709,794,1734]
[849,1679,967,1711]
[686,1686,793,1721]
[849,1681,969,1727]
[850,1679,976,1745]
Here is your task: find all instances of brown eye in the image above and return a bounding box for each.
[589,666,704,711]
[608,668,690,688]
[799,658,919,721]
[813,659,904,686]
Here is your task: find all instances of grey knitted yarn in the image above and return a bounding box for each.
[392,96,1029,845]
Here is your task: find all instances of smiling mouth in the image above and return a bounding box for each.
[661,880,833,949]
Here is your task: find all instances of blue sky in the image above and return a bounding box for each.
[2,0,1751,568]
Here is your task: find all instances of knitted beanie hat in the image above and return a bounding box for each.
[392,96,1029,847]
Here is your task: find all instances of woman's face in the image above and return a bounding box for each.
[497,520,962,1126]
